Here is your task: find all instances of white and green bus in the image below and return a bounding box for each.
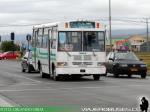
[32,21,106,81]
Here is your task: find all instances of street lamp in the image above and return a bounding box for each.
[11,32,15,54]
[146,18,149,52]
[109,0,112,51]
[26,34,31,51]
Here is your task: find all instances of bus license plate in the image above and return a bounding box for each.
[130,68,138,72]
[80,69,85,73]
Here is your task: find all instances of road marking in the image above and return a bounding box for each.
[0,84,149,92]
[0,95,13,107]
[15,82,59,86]
[4,71,42,83]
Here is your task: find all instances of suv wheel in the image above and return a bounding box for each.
[93,75,100,80]
[141,73,146,79]
[27,65,31,73]
[22,69,25,72]
[114,73,119,78]
[128,74,132,78]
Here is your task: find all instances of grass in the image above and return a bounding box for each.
[135,52,150,75]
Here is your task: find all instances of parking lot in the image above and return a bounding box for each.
[0,60,150,111]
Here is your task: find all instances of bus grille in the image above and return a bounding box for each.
[72,62,93,65]
[73,55,92,61]
[74,55,82,60]
[84,55,91,60]
[72,62,82,65]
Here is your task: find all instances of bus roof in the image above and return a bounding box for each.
[33,20,106,30]
[33,22,60,28]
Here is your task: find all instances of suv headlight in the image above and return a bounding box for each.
[120,64,128,67]
[57,62,68,67]
[140,64,147,67]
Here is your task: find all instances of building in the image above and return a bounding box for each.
[127,35,146,51]
[140,41,150,52]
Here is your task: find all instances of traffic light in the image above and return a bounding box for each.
[11,32,15,41]
[26,34,31,41]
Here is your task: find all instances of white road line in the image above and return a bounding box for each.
[15,82,58,86]
[0,84,148,92]
[5,71,42,83]
[0,95,13,107]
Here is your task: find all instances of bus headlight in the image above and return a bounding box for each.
[97,62,105,66]
[57,62,68,67]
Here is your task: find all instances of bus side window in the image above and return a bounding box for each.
[51,40,56,49]
[43,28,48,48]
[37,28,43,48]
[43,35,48,48]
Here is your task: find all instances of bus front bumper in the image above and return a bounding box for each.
[56,66,106,75]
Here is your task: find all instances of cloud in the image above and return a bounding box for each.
[0,0,149,34]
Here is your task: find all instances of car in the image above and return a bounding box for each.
[105,51,147,78]
[0,51,18,60]
[21,51,35,73]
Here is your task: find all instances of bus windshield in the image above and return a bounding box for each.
[58,32,82,51]
[83,32,105,52]
[58,31,105,52]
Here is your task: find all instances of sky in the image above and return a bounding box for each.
[0,0,150,35]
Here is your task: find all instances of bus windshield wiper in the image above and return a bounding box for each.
[92,49,97,57]
[62,48,71,57]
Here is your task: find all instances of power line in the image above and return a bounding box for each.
[0,17,149,27]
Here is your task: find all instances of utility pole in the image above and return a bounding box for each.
[109,0,112,51]
[146,18,149,52]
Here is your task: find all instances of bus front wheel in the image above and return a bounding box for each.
[52,65,59,81]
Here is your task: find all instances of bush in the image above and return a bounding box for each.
[0,41,20,52]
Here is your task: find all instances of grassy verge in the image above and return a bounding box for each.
[135,52,150,75]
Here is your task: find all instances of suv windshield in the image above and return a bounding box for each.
[58,31,105,52]
[115,52,139,61]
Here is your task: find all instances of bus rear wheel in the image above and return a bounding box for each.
[39,65,47,78]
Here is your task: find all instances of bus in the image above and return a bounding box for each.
[31,20,106,81]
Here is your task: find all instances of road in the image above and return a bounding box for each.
[0,60,150,111]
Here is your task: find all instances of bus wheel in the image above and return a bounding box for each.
[52,67,59,81]
[40,66,47,78]
[93,75,100,81]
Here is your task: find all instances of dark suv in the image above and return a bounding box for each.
[105,51,147,78]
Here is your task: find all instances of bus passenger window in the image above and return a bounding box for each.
[58,32,66,51]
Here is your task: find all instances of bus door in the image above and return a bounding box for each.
[48,29,52,75]
[33,30,38,70]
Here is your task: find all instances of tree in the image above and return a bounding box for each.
[0,41,20,52]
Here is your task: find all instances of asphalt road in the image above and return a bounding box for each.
[0,60,150,111]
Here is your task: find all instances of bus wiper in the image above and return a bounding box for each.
[92,49,97,56]
[62,48,71,57]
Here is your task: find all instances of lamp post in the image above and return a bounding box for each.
[26,34,31,51]
[109,0,112,51]
[11,32,15,54]
[146,18,149,52]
